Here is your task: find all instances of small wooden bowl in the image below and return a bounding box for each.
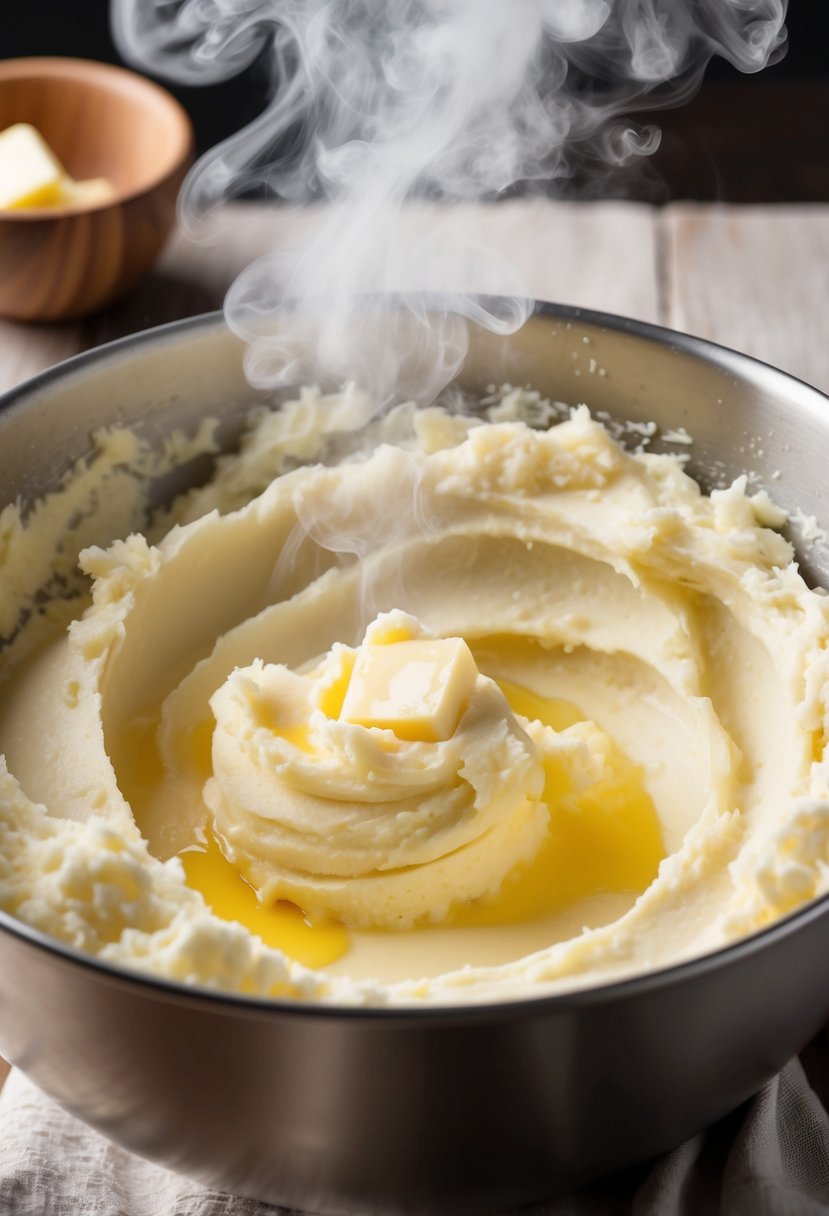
[0,57,193,322]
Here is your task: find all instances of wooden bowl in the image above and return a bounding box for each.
[0,57,193,322]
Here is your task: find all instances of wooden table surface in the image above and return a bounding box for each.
[1,199,828,1092]
[2,200,828,396]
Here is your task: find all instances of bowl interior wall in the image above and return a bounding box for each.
[0,61,189,192]
[1,307,826,582]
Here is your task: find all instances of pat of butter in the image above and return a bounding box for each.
[339,637,478,742]
[0,123,66,209]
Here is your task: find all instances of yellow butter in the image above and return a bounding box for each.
[339,637,478,742]
[0,123,65,209]
[0,123,116,211]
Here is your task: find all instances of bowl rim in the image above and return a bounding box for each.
[0,55,193,216]
[1,299,829,1023]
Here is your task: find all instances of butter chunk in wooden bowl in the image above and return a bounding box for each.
[0,57,192,322]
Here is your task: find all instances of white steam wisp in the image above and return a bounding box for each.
[113,0,787,406]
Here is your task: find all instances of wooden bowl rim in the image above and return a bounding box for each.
[0,55,193,219]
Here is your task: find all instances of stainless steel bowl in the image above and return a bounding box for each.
[1,304,828,1214]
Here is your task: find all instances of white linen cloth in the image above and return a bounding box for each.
[1,1035,828,1215]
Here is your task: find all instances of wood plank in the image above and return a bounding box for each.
[0,319,84,396]
[662,203,829,395]
[443,199,661,322]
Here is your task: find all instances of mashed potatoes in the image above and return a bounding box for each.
[0,386,828,1005]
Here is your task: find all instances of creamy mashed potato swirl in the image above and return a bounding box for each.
[205,613,547,928]
[0,387,828,1006]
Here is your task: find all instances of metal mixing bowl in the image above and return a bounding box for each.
[1,304,828,1214]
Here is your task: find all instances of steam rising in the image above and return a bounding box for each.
[113,0,787,404]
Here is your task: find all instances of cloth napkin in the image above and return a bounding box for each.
[1,1036,828,1216]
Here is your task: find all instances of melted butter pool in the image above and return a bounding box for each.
[450,677,664,929]
[180,829,349,969]
[122,638,666,980]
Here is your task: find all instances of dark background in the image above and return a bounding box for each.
[1,1,827,203]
